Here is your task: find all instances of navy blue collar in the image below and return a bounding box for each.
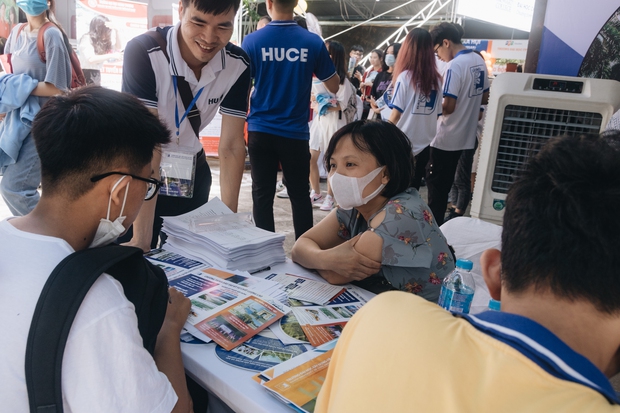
[462,311,619,404]
[454,49,474,58]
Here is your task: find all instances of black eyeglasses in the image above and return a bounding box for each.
[434,44,442,55]
[91,172,163,200]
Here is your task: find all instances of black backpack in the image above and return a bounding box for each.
[25,245,169,413]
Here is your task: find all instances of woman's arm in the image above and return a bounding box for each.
[291,210,382,283]
[388,109,402,124]
[31,82,63,97]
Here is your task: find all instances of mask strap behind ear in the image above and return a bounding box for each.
[119,181,130,217]
[106,176,128,220]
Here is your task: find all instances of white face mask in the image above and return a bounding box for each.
[89,176,130,248]
[329,166,386,210]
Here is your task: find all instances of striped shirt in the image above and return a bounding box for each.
[122,23,250,154]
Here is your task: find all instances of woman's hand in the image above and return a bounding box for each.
[323,234,381,281]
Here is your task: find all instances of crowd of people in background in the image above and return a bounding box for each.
[0,1,490,228]
[4,0,620,412]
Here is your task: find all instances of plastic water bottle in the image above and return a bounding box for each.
[437,259,476,314]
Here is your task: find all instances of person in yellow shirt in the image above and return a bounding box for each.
[316,130,620,413]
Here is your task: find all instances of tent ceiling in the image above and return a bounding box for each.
[305,0,439,22]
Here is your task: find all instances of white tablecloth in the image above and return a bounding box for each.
[183,217,502,412]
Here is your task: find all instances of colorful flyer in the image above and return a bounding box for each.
[194,296,285,351]
[215,335,307,371]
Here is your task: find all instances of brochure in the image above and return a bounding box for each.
[145,248,206,279]
[270,286,368,347]
[168,269,290,348]
[286,280,345,306]
[196,295,286,351]
[254,340,338,413]
[215,335,308,372]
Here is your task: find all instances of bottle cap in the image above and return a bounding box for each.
[488,299,501,311]
[455,258,473,271]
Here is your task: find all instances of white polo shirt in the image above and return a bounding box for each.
[122,24,250,154]
[390,70,442,156]
[431,49,489,151]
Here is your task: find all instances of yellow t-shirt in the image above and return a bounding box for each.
[315,291,619,413]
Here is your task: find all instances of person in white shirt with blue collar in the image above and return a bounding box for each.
[122,0,251,252]
[426,22,489,226]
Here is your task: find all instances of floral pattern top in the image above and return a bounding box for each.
[336,187,455,302]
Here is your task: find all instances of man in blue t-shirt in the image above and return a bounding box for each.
[242,0,339,239]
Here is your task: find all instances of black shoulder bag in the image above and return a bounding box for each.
[25,245,169,413]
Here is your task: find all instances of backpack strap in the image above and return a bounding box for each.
[145,27,201,138]
[16,22,27,38]
[36,22,54,62]
[24,245,163,413]
[34,22,86,88]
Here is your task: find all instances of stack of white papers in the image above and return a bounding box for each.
[161,198,286,273]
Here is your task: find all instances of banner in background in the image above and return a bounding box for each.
[0,0,18,40]
[537,1,620,80]
[457,0,535,32]
[463,39,528,75]
[76,0,147,90]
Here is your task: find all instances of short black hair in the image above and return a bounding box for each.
[182,0,240,15]
[32,86,170,200]
[501,131,620,314]
[325,120,414,198]
[351,44,364,53]
[430,22,464,46]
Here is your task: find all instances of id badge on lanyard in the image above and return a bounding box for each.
[161,77,204,198]
[159,149,197,198]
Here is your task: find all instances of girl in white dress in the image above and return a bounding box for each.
[309,40,353,211]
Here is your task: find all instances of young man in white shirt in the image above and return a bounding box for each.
[0,86,192,413]
[426,22,489,225]
[122,0,251,251]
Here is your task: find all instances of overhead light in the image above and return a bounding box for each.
[294,0,307,14]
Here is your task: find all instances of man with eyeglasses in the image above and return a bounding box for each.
[0,86,193,412]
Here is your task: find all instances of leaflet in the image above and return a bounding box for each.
[254,340,338,413]
[286,280,345,306]
[291,302,363,347]
[169,270,290,349]
[197,295,287,351]
[144,248,207,279]
[269,286,368,346]
[292,303,363,326]
[215,335,308,372]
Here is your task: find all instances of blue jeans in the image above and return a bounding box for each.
[0,133,41,216]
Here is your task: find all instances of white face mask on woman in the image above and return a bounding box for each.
[89,176,130,248]
[329,166,385,210]
[384,54,396,67]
